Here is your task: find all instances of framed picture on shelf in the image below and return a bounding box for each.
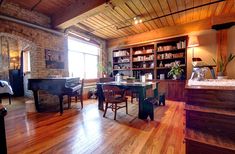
[45,49,64,69]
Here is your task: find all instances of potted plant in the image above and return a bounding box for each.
[98,61,113,77]
[213,53,235,78]
[168,63,184,80]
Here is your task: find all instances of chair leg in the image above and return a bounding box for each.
[103,102,108,118]
[81,98,83,109]
[114,103,117,120]
[126,100,128,114]
[112,103,114,111]
[68,96,71,109]
[131,92,133,103]
[9,94,11,105]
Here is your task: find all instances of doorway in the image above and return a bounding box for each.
[0,33,35,97]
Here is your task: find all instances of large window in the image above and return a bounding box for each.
[68,36,100,79]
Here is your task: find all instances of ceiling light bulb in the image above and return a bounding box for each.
[139,19,142,23]
[134,20,138,24]
[134,17,137,20]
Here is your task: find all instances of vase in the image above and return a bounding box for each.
[173,75,181,80]
[217,72,228,79]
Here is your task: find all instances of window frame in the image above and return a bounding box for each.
[68,36,100,79]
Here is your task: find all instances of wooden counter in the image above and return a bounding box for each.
[185,83,235,154]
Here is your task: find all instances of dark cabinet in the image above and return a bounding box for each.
[157,80,185,101]
[185,86,235,154]
[9,69,24,96]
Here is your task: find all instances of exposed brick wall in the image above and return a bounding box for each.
[0,3,51,27]
[0,3,68,103]
[0,2,108,105]
[0,20,68,78]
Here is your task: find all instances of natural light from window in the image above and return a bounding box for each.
[68,36,100,79]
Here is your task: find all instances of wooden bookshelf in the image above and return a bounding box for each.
[111,36,188,101]
[131,44,155,79]
[112,48,131,76]
[132,68,154,70]
[112,36,188,80]
[156,36,187,80]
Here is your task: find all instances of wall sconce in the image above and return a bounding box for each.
[188,35,199,59]
[11,57,17,69]
[133,16,142,25]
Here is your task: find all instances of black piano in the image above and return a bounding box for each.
[28,77,80,115]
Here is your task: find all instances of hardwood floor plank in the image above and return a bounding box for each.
[2,97,185,154]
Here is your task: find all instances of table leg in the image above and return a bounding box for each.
[154,83,159,98]
[97,84,104,110]
[138,87,147,119]
[59,95,64,115]
[32,90,40,112]
[8,94,11,105]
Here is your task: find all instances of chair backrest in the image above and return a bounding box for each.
[79,79,84,95]
[102,85,125,101]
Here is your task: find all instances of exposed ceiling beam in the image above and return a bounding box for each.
[0,0,6,6]
[31,0,42,11]
[52,0,109,29]
[52,0,130,29]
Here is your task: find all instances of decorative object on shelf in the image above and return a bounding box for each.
[146,73,153,80]
[113,50,129,57]
[168,62,184,80]
[45,49,64,69]
[188,35,199,58]
[143,62,146,68]
[213,53,235,79]
[126,77,135,83]
[160,74,165,80]
[146,49,153,53]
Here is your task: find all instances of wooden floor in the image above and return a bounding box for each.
[2,97,185,154]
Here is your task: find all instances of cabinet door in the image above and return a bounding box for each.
[168,81,185,101]
[158,81,168,97]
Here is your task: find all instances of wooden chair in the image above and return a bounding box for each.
[102,85,128,120]
[68,79,84,109]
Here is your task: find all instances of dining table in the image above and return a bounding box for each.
[96,81,159,119]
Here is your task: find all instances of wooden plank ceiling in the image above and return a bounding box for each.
[5,0,77,16]
[5,0,235,40]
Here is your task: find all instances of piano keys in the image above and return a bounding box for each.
[28,77,80,114]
